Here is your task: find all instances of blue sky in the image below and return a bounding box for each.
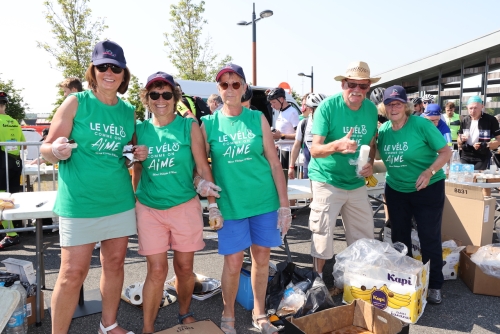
[3,0,500,114]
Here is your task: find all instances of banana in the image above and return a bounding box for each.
[365,175,378,187]
[350,286,374,302]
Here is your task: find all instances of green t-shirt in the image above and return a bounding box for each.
[54,90,136,218]
[202,108,279,220]
[308,93,378,190]
[0,114,25,156]
[135,116,197,210]
[444,113,460,141]
[377,115,447,193]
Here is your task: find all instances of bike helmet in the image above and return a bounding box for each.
[0,91,9,103]
[422,94,434,103]
[266,87,286,101]
[306,93,327,108]
[369,87,385,105]
[241,85,253,103]
[412,97,422,105]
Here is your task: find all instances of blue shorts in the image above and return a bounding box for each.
[217,211,282,255]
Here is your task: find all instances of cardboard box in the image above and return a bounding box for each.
[442,182,496,246]
[26,291,44,325]
[343,260,430,324]
[285,299,402,334]
[1,258,36,285]
[154,319,224,334]
[459,245,500,297]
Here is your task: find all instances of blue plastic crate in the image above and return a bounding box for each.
[236,270,254,310]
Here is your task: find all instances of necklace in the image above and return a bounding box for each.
[392,116,408,131]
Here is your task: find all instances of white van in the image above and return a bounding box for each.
[174,80,301,127]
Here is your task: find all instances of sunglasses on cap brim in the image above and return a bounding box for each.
[95,63,124,74]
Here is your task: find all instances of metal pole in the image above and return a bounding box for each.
[484,52,489,103]
[252,3,257,85]
[311,66,314,93]
[459,60,464,115]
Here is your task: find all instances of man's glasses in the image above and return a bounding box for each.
[95,63,124,74]
[423,101,432,104]
[345,81,370,90]
[219,82,241,90]
[149,91,173,101]
[0,101,6,105]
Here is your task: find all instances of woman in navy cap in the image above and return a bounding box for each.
[377,85,451,305]
[41,40,147,334]
[132,71,221,333]
[201,63,290,334]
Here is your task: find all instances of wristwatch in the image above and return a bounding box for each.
[281,134,285,140]
[429,168,436,175]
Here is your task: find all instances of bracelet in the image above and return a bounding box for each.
[208,203,218,209]
[193,175,202,185]
[289,166,295,169]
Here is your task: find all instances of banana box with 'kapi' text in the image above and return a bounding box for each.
[343,260,430,324]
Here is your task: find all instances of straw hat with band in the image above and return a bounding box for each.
[334,61,380,83]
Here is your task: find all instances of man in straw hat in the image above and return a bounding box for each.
[307,61,379,278]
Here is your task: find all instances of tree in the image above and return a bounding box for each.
[37,0,107,79]
[290,89,302,106]
[0,75,28,122]
[164,0,232,81]
[123,75,146,121]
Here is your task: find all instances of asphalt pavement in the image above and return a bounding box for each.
[1,197,499,334]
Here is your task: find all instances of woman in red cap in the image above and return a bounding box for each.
[201,63,290,334]
[42,41,147,334]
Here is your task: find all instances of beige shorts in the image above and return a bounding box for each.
[309,181,374,260]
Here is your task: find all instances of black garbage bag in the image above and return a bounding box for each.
[266,261,315,312]
[293,276,336,318]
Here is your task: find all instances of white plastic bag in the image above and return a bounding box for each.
[470,244,500,279]
[277,283,306,313]
[332,238,422,289]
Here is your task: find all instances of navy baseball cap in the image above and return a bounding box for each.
[92,40,126,68]
[383,85,407,105]
[146,72,176,90]
[216,63,246,82]
[0,91,8,103]
[423,104,441,116]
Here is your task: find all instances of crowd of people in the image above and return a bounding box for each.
[1,39,499,334]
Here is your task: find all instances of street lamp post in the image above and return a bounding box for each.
[298,66,314,93]
[237,3,273,85]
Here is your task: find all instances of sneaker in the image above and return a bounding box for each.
[94,241,101,250]
[0,235,20,250]
[427,289,442,304]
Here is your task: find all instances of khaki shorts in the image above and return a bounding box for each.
[309,181,374,260]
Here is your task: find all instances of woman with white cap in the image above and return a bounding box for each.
[133,71,221,333]
[377,85,451,305]
[201,63,290,334]
[41,40,147,334]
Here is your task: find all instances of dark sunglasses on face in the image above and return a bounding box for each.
[0,101,6,105]
[345,81,370,90]
[149,91,173,101]
[423,101,431,104]
[219,82,241,90]
[95,63,124,74]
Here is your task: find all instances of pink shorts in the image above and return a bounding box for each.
[135,196,205,256]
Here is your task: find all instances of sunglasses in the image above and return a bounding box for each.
[0,101,7,105]
[387,102,404,108]
[95,63,124,74]
[345,81,370,90]
[219,82,241,90]
[423,101,431,104]
[149,91,173,101]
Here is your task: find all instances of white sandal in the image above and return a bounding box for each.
[99,321,135,334]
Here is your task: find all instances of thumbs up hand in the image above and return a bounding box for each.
[337,128,358,154]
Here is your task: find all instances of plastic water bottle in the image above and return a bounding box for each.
[7,281,27,334]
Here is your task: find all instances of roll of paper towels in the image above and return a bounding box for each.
[357,145,370,170]
[124,282,144,305]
